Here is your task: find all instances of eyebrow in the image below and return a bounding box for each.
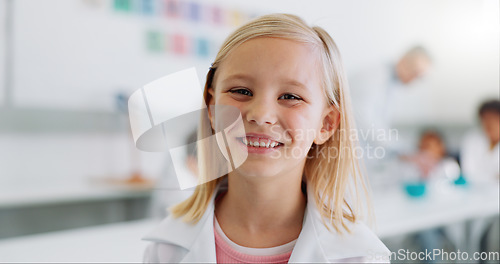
[222,74,307,90]
[283,79,307,90]
[221,74,253,84]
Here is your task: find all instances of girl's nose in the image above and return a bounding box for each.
[245,98,277,126]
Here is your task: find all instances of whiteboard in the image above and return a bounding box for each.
[11,0,252,111]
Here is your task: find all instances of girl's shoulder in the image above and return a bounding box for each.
[142,188,219,263]
[303,202,390,262]
[302,183,390,262]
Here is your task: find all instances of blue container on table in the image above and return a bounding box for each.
[404,182,427,197]
[454,173,467,186]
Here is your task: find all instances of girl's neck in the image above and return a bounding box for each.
[215,167,306,248]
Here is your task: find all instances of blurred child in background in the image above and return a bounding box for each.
[460,99,500,256]
[461,99,500,184]
[401,129,459,182]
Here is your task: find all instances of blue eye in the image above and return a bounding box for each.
[279,94,302,100]
[230,88,252,96]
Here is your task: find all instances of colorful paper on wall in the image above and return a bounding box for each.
[113,0,255,27]
[230,10,244,27]
[110,0,258,58]
[141,0,154,15]
[188,2,200,22]
[211,6,222,25]
[172,33,187,55]
[113,0,132,12]
[165,0,179,18]
[146,31,164,52]
[195,37,209,58]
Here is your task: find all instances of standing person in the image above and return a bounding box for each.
[349,46,432,188]
[142,14,390,263]
[350,46,432,139]
[461,99,500,184]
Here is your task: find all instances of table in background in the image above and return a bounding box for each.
[373,182,499,254]
[0,182,152,238]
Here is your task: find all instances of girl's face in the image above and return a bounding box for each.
[209,37,338,178]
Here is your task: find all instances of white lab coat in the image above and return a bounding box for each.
[460,129,500,184]
[142,182,391,263]
[349,63,403,140]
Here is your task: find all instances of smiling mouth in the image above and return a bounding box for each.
[236,136,284,149]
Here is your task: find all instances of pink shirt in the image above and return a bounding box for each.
[214,216,295,264]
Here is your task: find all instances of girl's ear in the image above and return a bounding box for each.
[314,106,340,145]
[207,88,215,128]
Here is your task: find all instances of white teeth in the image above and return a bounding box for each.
[242,138,280,148]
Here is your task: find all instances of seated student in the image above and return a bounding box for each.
[401,130,458,261]
[401,129,456,181]
[461,99,500,184]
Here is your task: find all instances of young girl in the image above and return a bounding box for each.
[143,13,390,263]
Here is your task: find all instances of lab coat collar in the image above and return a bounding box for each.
[142,182,388,263]
[303,185,389,261]
[142,187,218,263]
[289,184,389,262]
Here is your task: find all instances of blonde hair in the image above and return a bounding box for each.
[171,13,370,233]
